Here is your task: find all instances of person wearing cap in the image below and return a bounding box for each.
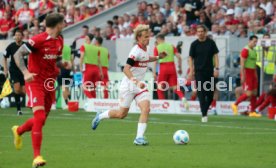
[225,9,240,25]
[80,33,103,101]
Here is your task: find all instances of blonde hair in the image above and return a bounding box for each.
[134,24,150,41]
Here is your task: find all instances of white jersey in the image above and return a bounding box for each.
[125,44,149,81]
[119,44,150,108]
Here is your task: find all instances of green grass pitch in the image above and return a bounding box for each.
[0,108,276,168]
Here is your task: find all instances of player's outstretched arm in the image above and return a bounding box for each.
[148,52,167,62]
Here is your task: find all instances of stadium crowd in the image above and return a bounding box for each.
[83,0,276,40]
[1,0,276,40]
[0,0,125,39]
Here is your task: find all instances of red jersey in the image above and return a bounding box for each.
[26,32,63,82]
[0,18,14,32]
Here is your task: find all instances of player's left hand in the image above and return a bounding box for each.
[159,51,167,59]
[213,70,219,78]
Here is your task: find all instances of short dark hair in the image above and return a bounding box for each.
[156,33,165,40]
[82,25,89,29]
[196,24,208,32]
[87,33,94,41]
[96,37,103,45]
[45,13,64,28]
[14,30,23,36]
[249,35,258,41]
[263,33,270,38]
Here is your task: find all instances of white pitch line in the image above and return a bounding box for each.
[1,113,276,131]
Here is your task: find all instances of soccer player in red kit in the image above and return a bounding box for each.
[231,35,261,117]
[79,33,103,101]
[153,34,188,108]
[11,13,70,167]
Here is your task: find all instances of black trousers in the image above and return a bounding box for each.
[195,71,215,117]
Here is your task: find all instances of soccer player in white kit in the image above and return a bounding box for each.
[91,25,167,145]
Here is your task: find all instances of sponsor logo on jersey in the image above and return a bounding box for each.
[43,54,61,59]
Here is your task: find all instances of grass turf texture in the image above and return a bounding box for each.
[0,108,276,168]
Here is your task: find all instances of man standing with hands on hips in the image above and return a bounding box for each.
[188,25,219,123]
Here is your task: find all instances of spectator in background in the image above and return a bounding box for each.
[260,0,274,16]
[146,3,154,19]
[169,3,182,23]
[120,28,127,39]
[105,26,114,40]
[183,0,203,26]
[126,26,134,38]
[65,6,75,26]
[117,16,125,31]
[123,13,130,28]
[39,0,56,16]
[14,0,25,11]
[15,2,34,27]
[162,1,173,19]
[74,7,84,22]
[129,14,139,29]
[219,24,229,36]
[29,0,39,17]
[258,7,272,26]
[137,12,147,25]
[225,9,240,26]
[106,20,114,28]
[83,6,92,19]
[0,0,5,10]
[110,26,120,40]
[113,15,119,26]
[150,12,165,35]
[198,11,212,30]
[23,29,29,40]
[211,23,219,36]
[0,12,15,39]
[137,1,147,18]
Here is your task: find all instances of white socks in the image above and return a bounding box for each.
[136,123,147,138]
[99,110,110,120]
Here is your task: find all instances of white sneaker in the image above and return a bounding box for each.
[201,116,208,123]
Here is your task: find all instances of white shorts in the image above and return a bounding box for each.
[118,78,150,108]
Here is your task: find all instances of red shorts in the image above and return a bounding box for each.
[158,62,178,87]
[101,67,109,85]
[242,68,258,91]
[83,64,100,87]
[26,82,55,113]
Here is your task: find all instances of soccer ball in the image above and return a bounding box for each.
[1,98,10,108]
[173,130,189,145]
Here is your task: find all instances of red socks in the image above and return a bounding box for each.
[32,109,46,158]
[157,89,165,99]
[235,93,248,105]
[17,118,34,135]
[174,90,184,99]
[250,95,257,112]
[104,89,109,99]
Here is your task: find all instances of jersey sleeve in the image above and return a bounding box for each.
[153,47,159,57]
[241,48,249,59]
[3,45,11,58]
[189,42,195,58]
[128,47,140,61]
[212,40,219,55]
[25,35,42,52]
[173,45,178,54]
[80,45,85,52]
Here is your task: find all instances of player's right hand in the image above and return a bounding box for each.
[23,71,37,82]
[137,81,146,89]
[159,51,167,59]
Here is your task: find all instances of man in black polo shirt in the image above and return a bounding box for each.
[3,30,27,115]
[188,25,219,122]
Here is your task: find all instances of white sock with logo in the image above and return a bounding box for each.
[136,123,147,139]
[99,110,110,120]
